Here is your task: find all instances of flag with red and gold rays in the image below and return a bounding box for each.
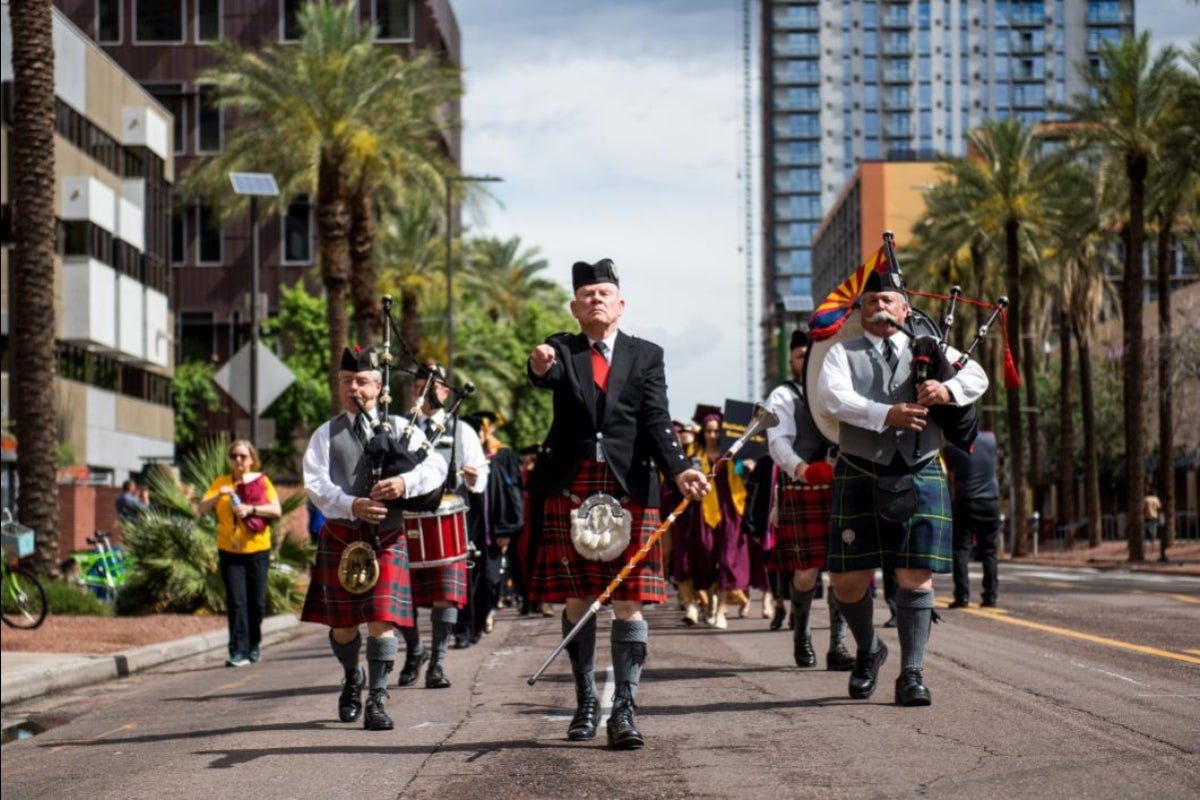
[807,245,889,341]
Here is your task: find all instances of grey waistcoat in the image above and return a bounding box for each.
[785,381,828,463]
[328,414,407,530]
[836,338,942,467]
[425,417,466,494]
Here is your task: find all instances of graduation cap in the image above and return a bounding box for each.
[572,258,620,292]
[463,410,505,436]
[341,345,378,372]
[790,327,810,350]
[518,444,540,458]
[692,403,723,426]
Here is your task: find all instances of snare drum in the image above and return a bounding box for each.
[406,494,468,569]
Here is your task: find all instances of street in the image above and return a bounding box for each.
[2,566,1197,800]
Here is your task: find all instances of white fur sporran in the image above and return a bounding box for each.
[570,493,632,562]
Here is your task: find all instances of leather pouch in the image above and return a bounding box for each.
[876,474,916,523]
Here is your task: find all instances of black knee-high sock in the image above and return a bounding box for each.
[834,590,877,654]
[431,607,458,662]
[564,611,597,697]
[330,631,361,675]
[399,621,422,653]
[790,584,816,635]
[611,618,648,703]
[897,587,935,671]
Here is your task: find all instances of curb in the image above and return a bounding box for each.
[1,614,304,707]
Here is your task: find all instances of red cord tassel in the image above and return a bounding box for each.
[1000,311,1022,389]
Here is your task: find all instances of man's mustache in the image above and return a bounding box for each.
[866,311,902,327]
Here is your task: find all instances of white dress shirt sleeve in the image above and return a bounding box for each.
[939,344,990,405]
[818,341,892,432]
[457,424,490,495]
[302,419,358,520]
[765,384,805,480]
[390,415,449,498]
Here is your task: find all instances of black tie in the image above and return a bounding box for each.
[883,339,898,372]
[355,413,371,446]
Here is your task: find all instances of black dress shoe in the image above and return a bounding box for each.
[895,668,932,706]
[793,631,817,668]
[364,688,395,730]
[425,662,451,689]
[398,648,429,687]
[849,640,888,699]
[606,702,644,750]
[338,667,365,723]
[567,694,600,741]
[947,599,969,609]
[769,605,786,631]
[452,636,472,650]
[980,599,997,608]
[826,645,855,671]
[883,614,897,628]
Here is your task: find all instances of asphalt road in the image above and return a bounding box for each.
[2,566,1197,800]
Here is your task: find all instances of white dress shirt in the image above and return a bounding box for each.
[303,411,449,519]
[414,412,489,494]
[765,381,811,481]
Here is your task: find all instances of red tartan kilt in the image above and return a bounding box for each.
[529,460,667,604]
[300,521,414,628]
[767,482,832,572]
[409,560,468,608]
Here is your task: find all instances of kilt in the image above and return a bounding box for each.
[300,521,414,628]
[528,459,667,604]
[825,457,952,573]
[768,479,832,572]
[409,561,468,608]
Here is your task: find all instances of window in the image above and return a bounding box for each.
[376,0,414,40]
[171,206,188,264]
[196,85,221,153]
[146,84,186,154]
[97,0,121,43]
[197,0,220,42]
[136,0,184,43]
[283,198,313,263]
[179,312,216,364]
[196,204,222,264]
[281,0,303,41]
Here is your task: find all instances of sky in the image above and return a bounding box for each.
[451,0,1200,424]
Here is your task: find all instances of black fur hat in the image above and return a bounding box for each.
[571,258,620,292]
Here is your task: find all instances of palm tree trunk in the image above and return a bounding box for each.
[399,287,423,401]
[971,243,998,434]
[350,179,380,348]
[1123,159,1148,563]
[318,149,352,416]
[1004,219,1027,556]
[10,0,61,576]
[1155,224,1175,555]
[1075,326,1103,547]
[1057,299,1076,546]
[1022,293,1042,546]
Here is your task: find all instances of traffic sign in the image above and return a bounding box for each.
[213,341,295,415]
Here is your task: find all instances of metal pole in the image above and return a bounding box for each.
[445,175,454,385]
[250,196,260,447]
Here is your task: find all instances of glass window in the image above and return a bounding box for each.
[375,0,413,41]
[281,0,303,41]
[97,0,121,43]
[864,111,879,136]
[196,204,222,264]
[283,198,313,263]
[197,0,220,42]
[146,84,186,155]
[865,137,880,158]
[136,0,184,43]
[171,205,188,265]
[864,56,878,81]
[196,85,221,153]
[863,1,878,28]
[179,312,216,364]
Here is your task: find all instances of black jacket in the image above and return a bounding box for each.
[526,330,690,507]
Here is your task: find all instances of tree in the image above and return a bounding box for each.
[10,0,59,576]
[1066,32,1182,561]
[172,362,224,452]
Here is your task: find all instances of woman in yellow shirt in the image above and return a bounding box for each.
[198,440,282,667]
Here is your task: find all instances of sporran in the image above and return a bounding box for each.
[570,493,632,562]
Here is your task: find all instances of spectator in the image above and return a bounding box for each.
[1143,489,1164,562]
[943,432,1001,609]
[115,480,149,522]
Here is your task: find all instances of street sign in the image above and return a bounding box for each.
[213,341,295,415]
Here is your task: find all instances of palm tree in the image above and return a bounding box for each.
[9,0,60,575]
[463,236,559,323]
[375,192,447,374]
[183,0,459,415]
[1065,32,1182,561]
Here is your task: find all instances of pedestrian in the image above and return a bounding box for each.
[115,479,149,523]
[196,440,281,667]
[943,430,1002,609]
[667,421,704,625]
[526,258,709,749]
[300,346,448,731]
[816,269,988,706]
[764,327,854,671]
[1142,489,1164,561]
[396,362,487,689]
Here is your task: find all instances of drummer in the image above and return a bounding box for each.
[396,362,489,689]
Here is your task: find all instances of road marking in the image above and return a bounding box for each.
[966,608,1200,665]
[1169,593,1200,605]
[1183,649,1200,657]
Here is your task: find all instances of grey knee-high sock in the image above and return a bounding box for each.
[828,592,848,650]
[790,584,816,635]
[366,636,397,691]
[399,622,422,653]
[897,587,935,671]
[834,590,878,654]
[564,611,598,696]
[611,618,649,702]
[431,607,458,661]
[330,632,361,675]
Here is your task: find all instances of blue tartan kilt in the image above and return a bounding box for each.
[301,521,414,628]
[825,457,953,573]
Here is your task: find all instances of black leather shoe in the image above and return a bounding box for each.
[826,645,855,671]
[425,662,451,689]
[398,648,429,687]
[567,694,600,741]
[364,688,395,730]
[338,667,365,723]
[883,614,897,628]
[947,599,969,609]
[606,701,644,750]
[980,599,997,608]
[895,668,932,706]
[849,640,888,699]
[793,631,817,668]
[769,605,786,631]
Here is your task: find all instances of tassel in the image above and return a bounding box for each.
[1000,311,1022,389]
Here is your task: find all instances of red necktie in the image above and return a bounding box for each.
[591,342,610,392]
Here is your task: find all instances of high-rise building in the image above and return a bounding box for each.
[759,0,1135,385]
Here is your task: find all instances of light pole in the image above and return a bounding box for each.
[229,172,279,447]
[444,173,502,383]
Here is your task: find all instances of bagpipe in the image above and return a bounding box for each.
[802,231,1017,454]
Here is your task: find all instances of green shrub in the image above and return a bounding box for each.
[45,579,114,616]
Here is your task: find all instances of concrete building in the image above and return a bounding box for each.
[759,0,1136,387]
[1,6,175,495]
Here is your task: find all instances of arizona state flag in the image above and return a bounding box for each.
[807,245,889,341]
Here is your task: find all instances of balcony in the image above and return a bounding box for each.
[143,287,170,368]
[61,258,117,351]
[773,8,819,29]
[116,274,146,361]
[1087,8,1133,25]
[883,40,911,57]
[883,67,911,83]
[883,92,912,111]
[881,9,911,28]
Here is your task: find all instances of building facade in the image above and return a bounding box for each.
[1,7,176,493]
[759,0,1135,385]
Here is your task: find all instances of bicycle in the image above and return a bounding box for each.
[67,530,130,603]
[1,510,48,629]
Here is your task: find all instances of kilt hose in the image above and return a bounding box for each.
[825,457,953,574]
[301,520,415,628]
[767,479,832,572]
[528,459,668,604]
[409,560,468,608]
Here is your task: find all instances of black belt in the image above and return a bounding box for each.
[841,453,936,478]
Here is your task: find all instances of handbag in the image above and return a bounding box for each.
[875,474,917,523]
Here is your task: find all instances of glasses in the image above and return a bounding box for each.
[229,453,252,461]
